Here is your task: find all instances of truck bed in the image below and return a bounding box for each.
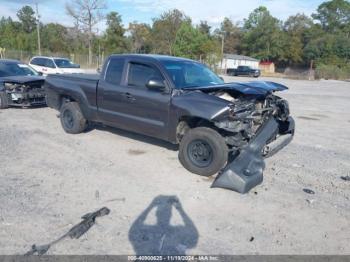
[47,73,100,82]
[45,73,100,119]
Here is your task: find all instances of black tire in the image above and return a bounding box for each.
[0,92,9,109]
[60,102,87,134]
[179,127,228,176]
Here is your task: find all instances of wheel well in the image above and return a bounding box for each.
[59,95,76,109]
[176,116,215,143]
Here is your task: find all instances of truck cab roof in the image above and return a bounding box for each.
[109,54,195,63]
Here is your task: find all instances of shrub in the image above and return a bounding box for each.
[315,64,350,80]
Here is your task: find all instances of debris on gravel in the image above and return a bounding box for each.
[303,188,316,195]
[340,176,350,181]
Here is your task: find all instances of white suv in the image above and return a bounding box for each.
[29,56,84,75]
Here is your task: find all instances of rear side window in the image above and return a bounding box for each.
[30,58,39,65]
[45,59,56,68]
[128,63,163,88]
[105,58,124,85]
[31,58,45,66]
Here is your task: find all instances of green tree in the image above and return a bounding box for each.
[304,0,350,68]
[151,9,191,55]
[41,23,70,53]
[0,15,36,52]
[304,32,350,66]
[198,20,211,36]
[312,0,350,34]
[129,22,152,53]
[216,17,241,54]
[102,11,128,54]
[0,17,20,48]
[173,22,205,59]
[17,5,36,33]
[173,22,220,61]
[242,6,284,61]
[283,14,314,64]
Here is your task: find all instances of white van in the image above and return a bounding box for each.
[29,56,84,75]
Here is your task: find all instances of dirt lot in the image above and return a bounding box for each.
[0,76,349,255]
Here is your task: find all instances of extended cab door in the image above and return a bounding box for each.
[97,57,128,126]
[97,57,171,140]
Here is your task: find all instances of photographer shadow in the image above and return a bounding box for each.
[128,195,198,256]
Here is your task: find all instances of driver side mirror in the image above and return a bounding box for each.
[146,78,166,91]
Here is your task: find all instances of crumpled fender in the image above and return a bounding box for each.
[171,91,232,121]
[211,118,279,193]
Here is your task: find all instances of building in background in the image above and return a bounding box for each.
[218,54,260,74]
[259,61,275,74]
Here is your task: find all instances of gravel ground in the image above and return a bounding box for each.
[0,76,349,255]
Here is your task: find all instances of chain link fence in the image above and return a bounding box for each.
[1,49,224,75]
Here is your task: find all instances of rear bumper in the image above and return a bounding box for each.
[211,116,295,194]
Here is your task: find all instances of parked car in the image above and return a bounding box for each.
[45,54,294,193]
[0,59,46,108]
[227,66,261,77]
[29,56,84,75]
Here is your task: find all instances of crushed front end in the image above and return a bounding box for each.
[3,80,46,107]
[209,90,295,193]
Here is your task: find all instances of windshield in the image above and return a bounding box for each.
[54,59,79,68]
[161,60,224,89]
[0,62,39,77]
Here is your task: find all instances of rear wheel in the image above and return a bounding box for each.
[0,92,9,109]
[60,102,87,134]
[179,127,228,176]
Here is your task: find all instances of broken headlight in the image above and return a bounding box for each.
[4,82,25,92]
[276,99,290,121]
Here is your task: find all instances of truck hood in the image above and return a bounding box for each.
[185,81,288,95]
[0,75,45,84]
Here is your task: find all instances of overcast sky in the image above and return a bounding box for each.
[0,0,324,30]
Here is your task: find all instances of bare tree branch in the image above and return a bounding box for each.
[65,0,106,65]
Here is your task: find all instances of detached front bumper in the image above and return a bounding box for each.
[212,116,295,194]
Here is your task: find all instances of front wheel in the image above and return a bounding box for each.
[60,102,87,134]
[0,92,9,109]
[179,127,228,176]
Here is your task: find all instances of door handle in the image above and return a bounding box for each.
[124,92,136,101]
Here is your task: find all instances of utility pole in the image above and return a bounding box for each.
[221,33,225,75]
[35,2,41,55]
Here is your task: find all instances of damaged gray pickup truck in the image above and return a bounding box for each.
[0,59,46,108]
[45,54,295,193]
